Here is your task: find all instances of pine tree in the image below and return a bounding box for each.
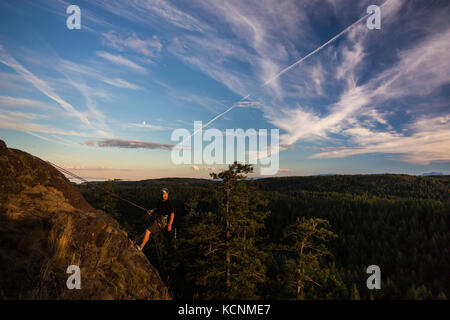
[181,162,269,299]
[278,217,338,299]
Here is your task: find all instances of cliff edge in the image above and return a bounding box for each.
[0,140,171,299]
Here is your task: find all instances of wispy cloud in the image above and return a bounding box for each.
[100,78,144,90]
[24,130,72,146]
[0,45,91,126]
[59,59,144,90]
[101,31,162,57]
[1,0,448,177]
[96,51,147,73]
[263,2,450,165]
[164,0,312,98]
[0,96,56,110]
[123,121,169,131]
[0,111,109,138]
[310,115,450,164]
[93,0,209,32]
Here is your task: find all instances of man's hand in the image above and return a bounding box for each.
[147,209,154,215]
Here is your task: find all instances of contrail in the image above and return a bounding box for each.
[182,0,392,143]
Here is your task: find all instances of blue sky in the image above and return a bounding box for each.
[0,0,449,180]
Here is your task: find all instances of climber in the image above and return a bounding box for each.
[136,188,174,251]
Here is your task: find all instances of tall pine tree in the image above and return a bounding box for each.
[181,162,269,299]
[278,217,338,299]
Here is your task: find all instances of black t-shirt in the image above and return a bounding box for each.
[154,199,174,219]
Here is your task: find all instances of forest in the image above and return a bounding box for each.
[76,165,449,300]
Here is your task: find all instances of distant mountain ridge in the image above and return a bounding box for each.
[422,172,445,176]
[0,139,171,299]
[75,172,450,203]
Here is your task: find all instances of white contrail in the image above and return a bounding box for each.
[183,0,392,142]
[187,94,251,139]
[263,11,377,87]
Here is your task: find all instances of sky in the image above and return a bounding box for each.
[0,0,449,180]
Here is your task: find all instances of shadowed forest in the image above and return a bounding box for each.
[77,164,449,300]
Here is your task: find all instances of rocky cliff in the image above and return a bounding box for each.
[0,139,171,299]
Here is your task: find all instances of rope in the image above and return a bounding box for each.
[47,161,150,213]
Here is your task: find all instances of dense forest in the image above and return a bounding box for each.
[76,167,449,300]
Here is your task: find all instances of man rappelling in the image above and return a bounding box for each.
[136,188,174,251]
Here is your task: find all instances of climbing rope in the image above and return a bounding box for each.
[49,161,177,294]
[47,161,150,213]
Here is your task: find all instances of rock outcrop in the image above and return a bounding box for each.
[0,140,171,299]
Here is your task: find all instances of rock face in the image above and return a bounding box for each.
[0,140,171,299]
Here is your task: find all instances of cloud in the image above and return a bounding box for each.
[59,59,144,90]
[173,91,228,114]
[123,121,169,131]
[174,52,255,97]
[96,51,147,73]
[0,71,35,93]
[335,41,364,80]
[0,96,56,110]
[278,168,294,172]
[263,6,450,165]
[234,100,261,108]
[102,31,163,57]
[92,0,209,32]
[0,51,115,140]
[370,28,450,101]
[86,138,174,150]
[3,0,448,172]
[0,46,91,126]
[1,110,46,121]
[165,0,386,132]
[24,130,72,146]
[84,140,95,147]
[165,0,313,98]
[66,80,109,131]
[310,115,450,165]
[100,78,144,90]
[0,110,108,138]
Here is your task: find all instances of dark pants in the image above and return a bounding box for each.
[147,215,168,233]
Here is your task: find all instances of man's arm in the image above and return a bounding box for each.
[167,212,174,231]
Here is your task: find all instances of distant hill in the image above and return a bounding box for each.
[74,164,449,300]
[77,172,450,203]
[0,139,170,299]
[251,174,450,201]
[422,172,445,176]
